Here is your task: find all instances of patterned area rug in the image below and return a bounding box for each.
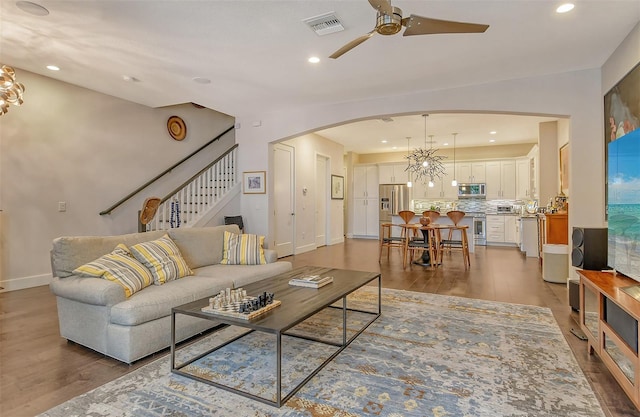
[39,288,604,417]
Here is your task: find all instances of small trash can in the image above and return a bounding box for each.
[543,244,569,283]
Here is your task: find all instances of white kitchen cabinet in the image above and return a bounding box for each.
[353,165,378,199]
[486,215,505,242]
[516,158,531,200]
[486,160,516,199]
[456,162,486,183]
[412,163,456,199]
[352,198,378,237]
[487,214,517,244]
[378,163,408,184]
[505,215,517,243]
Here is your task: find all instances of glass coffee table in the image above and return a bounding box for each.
[170,266,381,407]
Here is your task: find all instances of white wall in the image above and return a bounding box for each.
[0,70,236,291]
[279,133,344,253]
[236,68,604,243]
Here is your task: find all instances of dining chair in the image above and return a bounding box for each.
[439,211,471,268]
[379,223,404,262]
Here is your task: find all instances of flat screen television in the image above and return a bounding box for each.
[608,128,640,282]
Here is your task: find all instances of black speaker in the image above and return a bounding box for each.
[571,227,608,270]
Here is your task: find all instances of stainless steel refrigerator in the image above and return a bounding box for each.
[379,184,410,224]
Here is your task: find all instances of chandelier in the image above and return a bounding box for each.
[0,65,26,115]
[405,114,447,186]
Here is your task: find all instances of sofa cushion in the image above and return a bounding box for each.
[130,235,193,285]
[109,274,234,326]
[52,231,166,278]
[168,224,240,268]
[220,231,266,265]
[193,262,292,288]
[72,244,153,298]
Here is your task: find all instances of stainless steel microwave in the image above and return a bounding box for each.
[458,183,486,198]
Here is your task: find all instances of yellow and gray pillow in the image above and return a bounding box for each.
[73,244,153,297]
[220,231,267,265]
[129,234,193,285]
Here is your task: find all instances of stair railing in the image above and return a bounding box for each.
[144,144,239,231]
[100,125,234,216]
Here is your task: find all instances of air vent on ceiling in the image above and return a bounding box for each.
[303,12,345,36]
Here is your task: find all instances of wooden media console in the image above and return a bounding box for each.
[578,270,640,410]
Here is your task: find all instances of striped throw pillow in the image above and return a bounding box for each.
[130,234,193,285]
[73,244,153,297]
[220,231,267,265]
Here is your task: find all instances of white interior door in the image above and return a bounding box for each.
[274,143,294,257]
[315,155,328,247]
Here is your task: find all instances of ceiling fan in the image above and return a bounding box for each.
[329,0,490,59]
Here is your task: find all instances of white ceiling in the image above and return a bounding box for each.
[1,1,639,153]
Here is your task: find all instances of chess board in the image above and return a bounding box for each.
[201,299,281,320]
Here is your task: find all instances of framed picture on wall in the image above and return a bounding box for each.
[331,175,344,200]
[559,144,569,195]
[243,171,266,194]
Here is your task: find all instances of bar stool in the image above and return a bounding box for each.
[442,210,465,252]
[439,224,471,268]
[422,210,441,225]
[379,223,404,262]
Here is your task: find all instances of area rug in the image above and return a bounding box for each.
[39,288,604,417]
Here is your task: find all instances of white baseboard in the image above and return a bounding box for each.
[294,243,317,255]
[0,273,51,292]
[330,236,345,245]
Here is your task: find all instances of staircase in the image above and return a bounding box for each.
[144,144,239,231]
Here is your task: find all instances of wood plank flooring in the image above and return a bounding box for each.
[1,239,637,416]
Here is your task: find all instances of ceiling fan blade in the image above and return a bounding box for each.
[329,30,376,59]
[368,0,393,15]
[402,15,489,36]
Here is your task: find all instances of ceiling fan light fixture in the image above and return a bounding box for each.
[376,7,403,35]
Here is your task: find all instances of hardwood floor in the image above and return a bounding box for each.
[1,239,637,416]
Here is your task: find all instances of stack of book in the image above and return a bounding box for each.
[288,274,333,288]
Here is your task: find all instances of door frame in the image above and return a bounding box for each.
[315,152,331,247]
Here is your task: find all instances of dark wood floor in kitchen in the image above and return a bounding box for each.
[1,239,638,416]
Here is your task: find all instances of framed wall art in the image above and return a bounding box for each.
[243,171,266,194]
[331,175,344,200]
[559,143,569,195]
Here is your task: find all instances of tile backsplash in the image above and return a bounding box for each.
[412,198,532,214]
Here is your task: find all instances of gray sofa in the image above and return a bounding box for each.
[49,224,292,363]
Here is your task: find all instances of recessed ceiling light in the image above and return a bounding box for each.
[46,65,59,71]
[122,75,140,82]
[16,1,49,16]
[308,56,320,64]
[556,3,575,13]
[192,77,211,84]
[392,146,397,150]
[443,142,449,146]
[489,139,496,143]
[489,131,497,135]
[381,140,388,143]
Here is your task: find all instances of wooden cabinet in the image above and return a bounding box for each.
[486,160,516,199]
[545,213,568,244]
[579,270,640,410]
[505,216,517,243]
[456,162,485,183]
[353,165,378,199]
[378,163,408,184]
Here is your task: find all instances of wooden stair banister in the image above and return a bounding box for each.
[99,125,234,215]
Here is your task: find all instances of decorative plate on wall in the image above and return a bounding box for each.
[167,116,187,141]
